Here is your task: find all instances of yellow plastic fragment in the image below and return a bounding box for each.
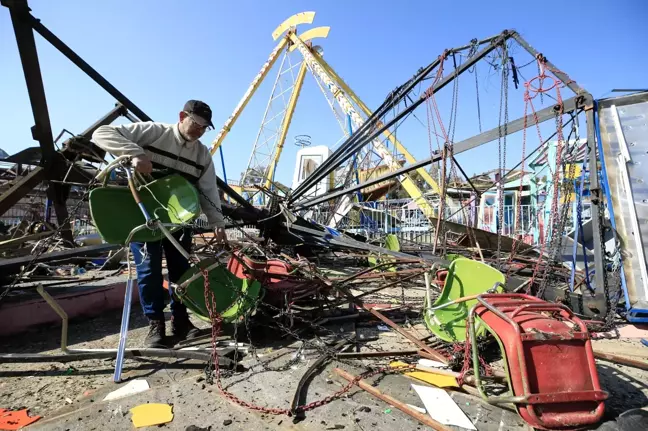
[390,361,459,388]
[130,403,174,428]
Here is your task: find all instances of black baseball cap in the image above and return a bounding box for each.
[183,100,214,128]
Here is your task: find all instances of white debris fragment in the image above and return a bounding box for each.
[411,384,476,430]
[103,379,150,401]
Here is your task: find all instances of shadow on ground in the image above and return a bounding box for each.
[597,363,648,420]
[0,306,150,355]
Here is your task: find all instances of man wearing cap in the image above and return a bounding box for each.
[92,100,227,348]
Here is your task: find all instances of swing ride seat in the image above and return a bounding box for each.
[226,251,326,306]
[468,294,607,430]
[367,234,400,271]
[175,258,262,323]
[424,258,504,342]
[89,175,201,244]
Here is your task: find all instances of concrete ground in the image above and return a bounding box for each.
[1,302,647,430]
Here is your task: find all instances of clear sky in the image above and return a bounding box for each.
[1,0,646,187]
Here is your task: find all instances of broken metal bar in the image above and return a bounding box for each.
[78,103,127,139]
[0,166,44,216]
[0,230,54,251]
[295,95,584,209]
[353,272,426,300]
[291,58,442,199]
[0,243,119,274]
[3,0,56,164]
[282,222,428,261]
[337,350,418,358]
[217,177,257,212]
[364,306,447,362]
[0,104,129,218]
[586,108,607,296]
[334,368,452,431]
[36,284,68,351]
[451,155,480,196]
[291,31,512,201]
[324,271,426,311]
[62,103,129,163]
[343,268,425,281]
[290,339,349,419]
[293,32,506,198]
[0,348,236,367]
[332,283,447,362]
[46,182,73,244]
[593,350,648,371]
[334,260,421,285]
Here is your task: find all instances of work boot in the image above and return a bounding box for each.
[145,319,167,348]
[171,315,201,341]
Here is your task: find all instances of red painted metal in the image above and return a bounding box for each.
[226,251,324,305]
[434,269,448,288]
[473,293,607,430]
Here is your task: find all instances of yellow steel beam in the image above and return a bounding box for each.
[312,49,442,196]
[263,61,309,191]
[272,11,315,40]
[288,26,330,52]
[209,37,289,155]
[289,33,438,223]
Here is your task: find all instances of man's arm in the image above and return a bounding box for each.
[197,156,226,230]
[92,122,165,157]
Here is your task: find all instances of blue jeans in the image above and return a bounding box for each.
[130,228,192,321]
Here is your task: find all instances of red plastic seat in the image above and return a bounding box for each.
[469,294,607,430]
[226,252,322,305]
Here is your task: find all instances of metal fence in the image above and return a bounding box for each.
[306,199,592,246]
[0,198,96,236]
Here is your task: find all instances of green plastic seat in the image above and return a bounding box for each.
[368,234,400,271]
[89,175,200,244]
[175,258,262,323]
[424,258,505,342]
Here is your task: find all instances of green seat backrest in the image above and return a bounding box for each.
[89,175,200,244]
[425,258,505,342]
[368,234,400,270]
[175,258,262,323]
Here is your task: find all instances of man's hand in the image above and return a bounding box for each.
[215,227,228,245]
[132,155,153,174]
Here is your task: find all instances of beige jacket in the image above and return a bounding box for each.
[92,122,225,228]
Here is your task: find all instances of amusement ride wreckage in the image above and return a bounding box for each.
[2,2,648,429]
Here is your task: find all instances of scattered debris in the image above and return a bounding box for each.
[130,403,173,428]
[411,384,476,430]
[334,368,452,431]
[0,408,41,430]
[103,379,150,401]
[0,5,645,431]
[390,361,458,388]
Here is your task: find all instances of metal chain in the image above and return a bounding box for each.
[588,167,620,332]
[466,38,483,134]
[496,48,509,268]
[196,190,429,416]
[537,159,576,298]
